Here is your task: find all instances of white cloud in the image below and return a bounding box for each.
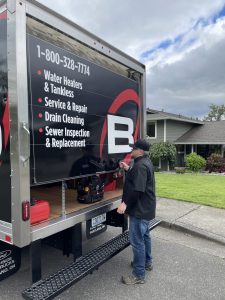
[36,0,225,118]
[147,16,225,117]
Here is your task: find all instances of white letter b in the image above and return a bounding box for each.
[107,115,134,154]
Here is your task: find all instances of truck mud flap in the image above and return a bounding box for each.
[22,219,161,300]
[0,241,21,281]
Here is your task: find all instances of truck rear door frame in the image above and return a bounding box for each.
[5,0,146,248]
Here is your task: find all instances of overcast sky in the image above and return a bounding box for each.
[37,0,225,119]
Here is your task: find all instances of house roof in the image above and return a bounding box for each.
[175,121,225,144]
[146,108,204,125]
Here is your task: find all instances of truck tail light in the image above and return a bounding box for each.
[5,235,11,243]
[22,201,30,221]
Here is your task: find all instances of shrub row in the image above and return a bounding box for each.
[149,141,225,173]
[179,153,225,173]
[154,152,225,173]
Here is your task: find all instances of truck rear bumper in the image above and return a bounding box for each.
[23,219,161,300]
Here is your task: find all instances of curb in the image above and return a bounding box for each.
[159,220,225,247]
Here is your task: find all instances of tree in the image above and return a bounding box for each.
[203,104,225,121]
[149,142,176,164]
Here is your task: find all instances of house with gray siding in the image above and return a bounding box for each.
[146,109,225,170]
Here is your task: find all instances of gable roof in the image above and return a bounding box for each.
[175,121,225,144]
[146,108,204,125]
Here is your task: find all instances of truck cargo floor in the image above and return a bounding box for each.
[31,186,123,221]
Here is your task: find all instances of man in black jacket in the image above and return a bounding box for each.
[117,139,156,285]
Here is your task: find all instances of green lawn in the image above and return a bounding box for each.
[155,173,225,209]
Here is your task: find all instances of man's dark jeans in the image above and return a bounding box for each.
[129,216,152,279]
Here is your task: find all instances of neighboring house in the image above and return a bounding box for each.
[146,108,225,170]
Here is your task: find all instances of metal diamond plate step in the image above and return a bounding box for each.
[22,219,160,300]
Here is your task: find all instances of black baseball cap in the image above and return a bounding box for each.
[129,139,150,151]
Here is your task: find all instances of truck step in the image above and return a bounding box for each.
[22,219,160,300]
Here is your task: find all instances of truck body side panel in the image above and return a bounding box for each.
[0,10,11,224]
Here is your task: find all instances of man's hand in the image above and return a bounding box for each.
[119,161,130,171]
[117,202,127,214]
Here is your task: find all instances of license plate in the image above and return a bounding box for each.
[91,213,106,227]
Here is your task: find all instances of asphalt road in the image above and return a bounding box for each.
[1,226,225,300]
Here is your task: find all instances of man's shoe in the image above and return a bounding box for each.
[145,264,153,271]
[121,275,145,285]
[131,261,153,271]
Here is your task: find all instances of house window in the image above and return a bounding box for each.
[147,121,156,138]
[176,145,184,153]
[186,145,192,155]
[222,145,225,157]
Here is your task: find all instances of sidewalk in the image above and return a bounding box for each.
[156,198,225,246]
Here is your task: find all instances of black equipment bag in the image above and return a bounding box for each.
[77,175,104,204]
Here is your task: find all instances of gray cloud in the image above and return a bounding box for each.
[37,0,224,56]
[37,0,225,118]
[148,31,225,117]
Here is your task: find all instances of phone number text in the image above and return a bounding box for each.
[37,45,90,76]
